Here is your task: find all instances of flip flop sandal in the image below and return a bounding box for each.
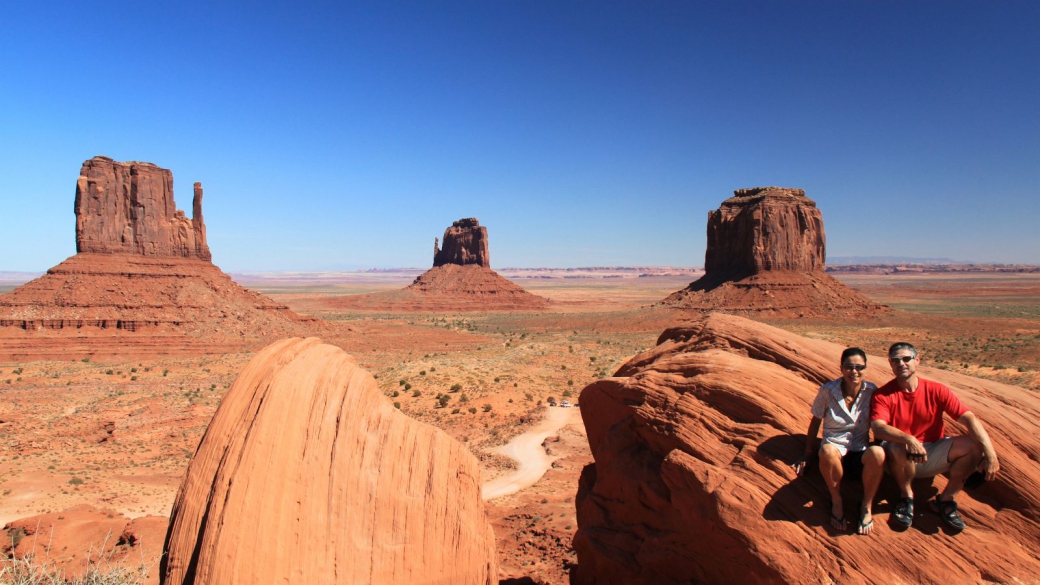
[830,510,847,532]
[932,497,966,532]
[892,496,914,528]
[857,517,874,535]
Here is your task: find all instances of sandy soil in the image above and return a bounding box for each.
[2,269,1039,583]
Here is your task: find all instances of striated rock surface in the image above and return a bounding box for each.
[664,187,884,317]
[161,337,497,585]
[573,313,1040,584]
[434,218,489,268]
[76,156,211,260]
[324,218,549,311]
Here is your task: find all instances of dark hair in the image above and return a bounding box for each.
[888,342,917,358]
[840,347,867,365]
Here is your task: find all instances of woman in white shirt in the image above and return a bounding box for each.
[793,347,886,535]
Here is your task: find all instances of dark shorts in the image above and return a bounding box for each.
[842,450,865,481]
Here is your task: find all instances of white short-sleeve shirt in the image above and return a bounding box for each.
[810,378,877,456]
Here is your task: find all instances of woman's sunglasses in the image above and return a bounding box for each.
[842,364,866,371]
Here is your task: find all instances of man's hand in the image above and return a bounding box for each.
[905,437,927,463]
[981,451,1000,481]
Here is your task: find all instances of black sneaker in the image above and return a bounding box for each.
[932,497,967,532]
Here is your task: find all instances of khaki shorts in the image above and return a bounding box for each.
[881,437,955,478]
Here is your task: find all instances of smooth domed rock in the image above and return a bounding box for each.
[574,313,1040,584]
[161,337,498,585]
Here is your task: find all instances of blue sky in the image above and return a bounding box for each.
[1,1,1037,271]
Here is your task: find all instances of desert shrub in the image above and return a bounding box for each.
[130,368,137,373]
[404,383,412,391]
[494,377,500,383]
[393,402,401,409]
[525,392,534,401]
[392,390,399,398]
[412,389,421,398]
[420,371,426,376]
[13,368,23,375]
[105,370,113,376]
[438,395,451,408]
[130,376,137,381]
[450,383,462,393]
[482,404,492,413]
[399,379,407,386]
[451,408,461,414]
[68,477,84,485]
[468,407,477,414]
[562,389,572,397]
[460,394,469,403]
[162,369,169,377]
[567,380,574,386]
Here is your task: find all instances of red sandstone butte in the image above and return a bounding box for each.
[323,218,550,311]
[663,187,885,317]
[573,313,1040,584]
[0,157,321,360]
[76,156,210,261]
[161,337,498,585]
[434,217,490,268]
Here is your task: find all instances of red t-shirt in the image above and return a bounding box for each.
[870,377,969,443]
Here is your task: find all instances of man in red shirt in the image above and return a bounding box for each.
[870,342,1000,532]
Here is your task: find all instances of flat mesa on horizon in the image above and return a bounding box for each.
[0,156,320,361]
[662,186,886,318]
[319,217,551,312]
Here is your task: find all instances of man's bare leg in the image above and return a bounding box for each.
[940,436,984,502]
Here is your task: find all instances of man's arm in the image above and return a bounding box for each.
[959,411,1000,480]
[871,419,928,461]
[793,417,822,476]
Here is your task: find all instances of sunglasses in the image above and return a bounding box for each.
[888,355,916,364]
[842,364,866,372]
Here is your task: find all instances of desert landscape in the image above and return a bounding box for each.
[4,4,1038,584]
[2,163,1039,584]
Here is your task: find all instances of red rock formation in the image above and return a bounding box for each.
[322,219,550,311]
[664,187,885,317]
[434,218,489,268]
[705,187,824,278]
[0,157,321,360]
[161,337,497,585]
[574,313,1040,584]
[75,156,211,261]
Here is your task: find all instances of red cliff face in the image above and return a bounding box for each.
[704,187,825,279]
[74,156,211,261]
[433,218,490,268]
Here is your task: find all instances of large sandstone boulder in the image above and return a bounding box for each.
[664,187,885,317]
[574,313,1040,584]
[75,156,211,260]
[161,337,497,585]
[434,217,489,267]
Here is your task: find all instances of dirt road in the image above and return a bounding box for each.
[482,405,579,500]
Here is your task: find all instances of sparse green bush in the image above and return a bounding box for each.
[68,477,84,485]
[392,390,400,398]
[482,404,492,413]
[450,383,462,393]
[394,402,401,409]
[399,379,407,386]
[412,389,421,398]
[420,370,426,376]
[451,408,460,414]
[438,395,451,408]
[468,407,477,414]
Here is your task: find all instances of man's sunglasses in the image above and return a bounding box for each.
[842,364,866,371]
[888,355,916,364]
